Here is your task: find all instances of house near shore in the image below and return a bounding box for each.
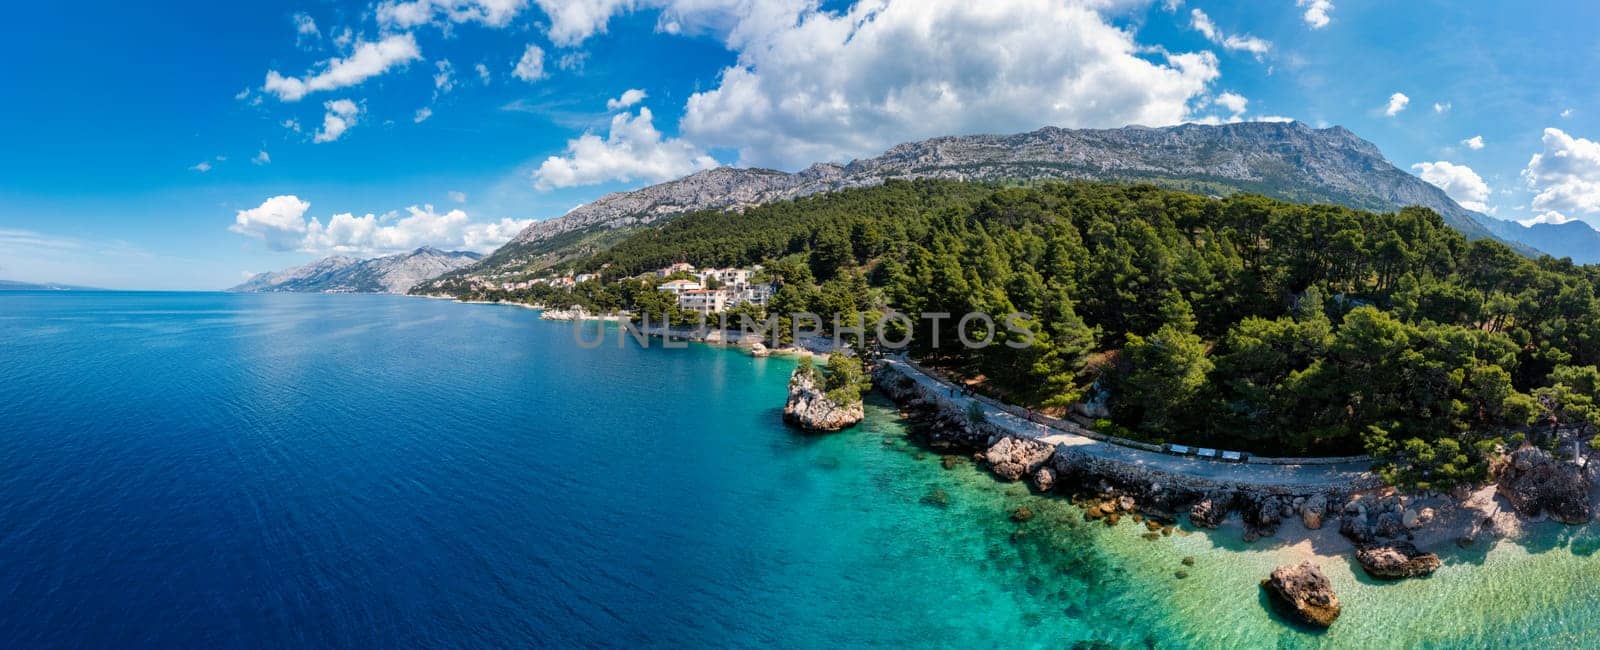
[678,289,727,315]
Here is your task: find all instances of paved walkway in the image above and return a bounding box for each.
[880,356,1377,490]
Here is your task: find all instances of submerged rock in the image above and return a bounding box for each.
[782,366,864,432]
[1262,562,1341,628]
[1355,542,1442,580]
[984,435,1055,482]
[1496,446,1593,524]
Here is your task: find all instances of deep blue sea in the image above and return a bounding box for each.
[5,292,1600,648]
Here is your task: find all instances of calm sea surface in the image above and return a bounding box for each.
[3,292,1600,648]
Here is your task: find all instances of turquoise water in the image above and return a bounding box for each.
[1,292,1598,648]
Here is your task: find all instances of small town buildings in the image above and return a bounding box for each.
[575,273,599,283]
[656,262,696,278]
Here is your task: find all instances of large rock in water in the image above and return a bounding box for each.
[1496,446,1592,524]
[1355,542,1442,580]
[1262,562,1341,628]
[984,436,1055,482]
[782,367,864,432]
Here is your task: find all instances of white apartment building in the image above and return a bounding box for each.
[678,289,728,315]
[658,279,703,295]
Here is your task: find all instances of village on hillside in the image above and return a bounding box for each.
[447,262,775,316]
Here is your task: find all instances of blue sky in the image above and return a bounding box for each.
[2,0,1598,289]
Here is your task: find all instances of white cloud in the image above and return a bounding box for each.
[1433,101,1450,114]
[512,43,546,82]
[229,196,533,254]
[534,0,637,46]
[1214,92,1248,117]
[293,12,320,46]
[1384,92,1409,116]
[1461,135,1484,150]
[1562,108,1575,118]
[189,161,213,173]
[253,150,272,165]
[283,119,302,133]
[449,191,468,203]
[313,99,361,143]
[474,62,492,84]
[557,51,590,71]
[377,0,530,29]
[414,107,434,123]
[606,88,647,111]
[532,106,717,190]
[1189,8,1270,59]
[669,0,1222,169]
[1523,128,1600,221]
[434,60,456,93]
[1519,211,1574,227]
[1413,160,1491,212]
[1297,0,1333,29]
[263,33,422,101]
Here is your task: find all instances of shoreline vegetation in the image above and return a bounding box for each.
[414,178,1600,627]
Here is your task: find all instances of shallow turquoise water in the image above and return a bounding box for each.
[1,292,1597,648]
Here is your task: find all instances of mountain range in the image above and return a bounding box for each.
[1471,216,1600,264]
[230,247,481,294]
[0,280,103,291]
[463,121,1562,279]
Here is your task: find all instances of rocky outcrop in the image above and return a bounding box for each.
[1300,494,1328,530]
[985,435,1056,482]
[1262,562,1341,628]
[1355,542,1442,580]
[782,368,863,432]
[1496,446,1592,524]
[1189,491,1233,529]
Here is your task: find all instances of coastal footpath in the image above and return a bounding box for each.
[872,354,1598,594]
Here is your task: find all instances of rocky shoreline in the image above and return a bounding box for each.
[872,358,1600,624]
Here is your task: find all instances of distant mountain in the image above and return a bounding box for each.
[469,121,1531,277]
[1471,215,1600,264]
[0,280,103,291]
[230,247,482,294]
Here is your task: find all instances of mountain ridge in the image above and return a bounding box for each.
[230,247,482,294]
[468,121,1528,277]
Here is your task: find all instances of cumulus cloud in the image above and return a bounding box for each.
[264,34,421,102]
[189,161,213,173]
[1433,101,1450,114]
[606,88,647,111]
[313,99,361,143]
[1384,92,1409,116]
[433,59,456,93]
[534,0,637,46]
[1413,161,1491,213]
[512,44,546,82]
[1562,108,1575,118]
[230,196,532,254]
[1520,211,1574,227]
[449,190,468,203]
[532,106,717,190]
[1190,8,1270,59]
[474,62,492,84]
[1214,92,1248,117]
[1461,135,1484,150]
[253,150,272,165]
[377,0,530,29]
[414,107,434,123]
[662,0,1222,169]
[1297,0,1333,29]
[1523,128,1600,223]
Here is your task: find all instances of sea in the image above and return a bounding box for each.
[3,292,1599,648]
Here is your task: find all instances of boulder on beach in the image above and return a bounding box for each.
[984,435,1055,482]
[1355,542,1442,580]
[1189,492,1231,529]
[1496,446,1592,524]
[1300,494,1327,530]
[1262,561,1341,628]
[1030,467,1056,493]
